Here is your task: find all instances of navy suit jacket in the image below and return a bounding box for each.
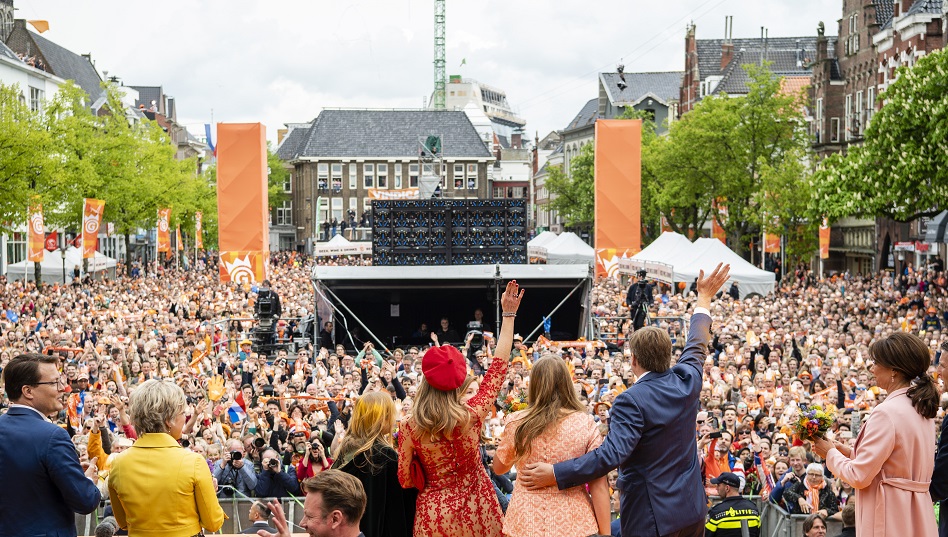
[554,313,711,537]
[930,411,948,537]
[0,406,101,537]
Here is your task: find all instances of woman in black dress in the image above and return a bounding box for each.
[333,391,415,537]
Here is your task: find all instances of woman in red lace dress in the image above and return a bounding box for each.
[397,281,524,537]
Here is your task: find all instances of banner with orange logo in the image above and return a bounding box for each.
[176,225,183,251]
[28,199,45,262]
[216,123,269,283]
[82,198,105,259]
[157,208,171,253]
[195,211,204,250]
[764,233,781,254]
[594,120,641,277]
[219,251,268,285]
[819,218,830,259]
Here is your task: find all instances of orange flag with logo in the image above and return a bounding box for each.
[157,208,171,253]
[176,225,183,251]
[81,198,105,259]
[819,218,830,259]
[195,211,204,250]
[28,199,45,262]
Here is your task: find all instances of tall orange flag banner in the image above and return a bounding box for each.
[764,233,781,254]
[711,199,728,244]
[819,218,830,259]
[157,208,171,253]
[176,225,183,251]
[216,123,269,283]
[594,120,642,277]
[195,211,204,250]
[28,199,45,262]
[82,198,105,259]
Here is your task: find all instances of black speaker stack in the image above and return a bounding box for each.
[371,199,527,265]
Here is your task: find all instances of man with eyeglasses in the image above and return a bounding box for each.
[0,353,101,536]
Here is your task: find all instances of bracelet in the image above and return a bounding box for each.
[502,312,516,318]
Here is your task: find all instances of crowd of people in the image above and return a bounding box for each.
[2,251,948,537]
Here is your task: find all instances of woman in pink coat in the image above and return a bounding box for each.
[814,332,939,537]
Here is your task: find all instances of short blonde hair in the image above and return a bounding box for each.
[130,379,186,435]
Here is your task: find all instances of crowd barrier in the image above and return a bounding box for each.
[592,315,689,345]
[78,493,844,536]
[76,495,310,535]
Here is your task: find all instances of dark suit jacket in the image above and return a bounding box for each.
[241,521,277,534]
[930,412,948,537]
[554,313,711,537]
[0,406,101,537]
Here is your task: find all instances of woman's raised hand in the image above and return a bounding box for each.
[501,280,525,314]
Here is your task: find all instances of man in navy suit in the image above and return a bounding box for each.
[0,353,101,537]
[520,264,731,537]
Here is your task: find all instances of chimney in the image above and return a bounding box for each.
[511,132,522,149]
[721,16,734,70]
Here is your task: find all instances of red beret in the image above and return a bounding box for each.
[422,345,467,391]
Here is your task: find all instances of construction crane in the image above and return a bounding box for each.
[433,0,446,109]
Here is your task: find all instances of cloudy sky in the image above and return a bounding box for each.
[16,0,840,144]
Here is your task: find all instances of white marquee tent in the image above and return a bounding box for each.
[527,231,559,260]
[619,232,775,298]
[544,232,595,266]
[6,247,117,284]
[312,234,371,257]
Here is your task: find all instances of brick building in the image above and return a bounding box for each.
[276,109,493,252]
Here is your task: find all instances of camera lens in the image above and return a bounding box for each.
[230,451,242,461]
[253,438,265,449]
[267,458,278,468]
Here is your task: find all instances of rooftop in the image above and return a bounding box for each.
[599,71,683,106]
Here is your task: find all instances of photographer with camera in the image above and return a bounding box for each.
[625,269,654,331]
[255,448,301,498]
[213,439,258,498]
[297,434,332,482]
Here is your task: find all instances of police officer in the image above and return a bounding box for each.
[706,472,760,536]
[625,270,653,331]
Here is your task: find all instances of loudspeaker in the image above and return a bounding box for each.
[372,199,527,266]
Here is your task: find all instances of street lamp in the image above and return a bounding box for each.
[60,247,67,284]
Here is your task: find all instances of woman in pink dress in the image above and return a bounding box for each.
[814,332,939,537]
[493,355,611,537]
[397,281,524,537]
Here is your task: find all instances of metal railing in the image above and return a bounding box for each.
[708,496,844,537]
[591,315,689,345]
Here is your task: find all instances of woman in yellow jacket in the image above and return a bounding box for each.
[108,380,224,536]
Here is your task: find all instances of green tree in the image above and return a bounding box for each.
[267,143,290,208]
[811,48,948,222]
[546,142,594,230]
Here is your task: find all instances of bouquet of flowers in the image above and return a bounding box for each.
[793,403,836,441]
[500,388,528,415]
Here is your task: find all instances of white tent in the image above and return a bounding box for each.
[5,247,117,284]
[312,234,372,257]
[544,232,595,265]
[674,238,775,298]
[527,231,559,261]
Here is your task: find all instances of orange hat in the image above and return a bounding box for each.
[929,307,937,314]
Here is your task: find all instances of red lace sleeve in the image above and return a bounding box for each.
[396,419,416,489]
[466,354,509,420]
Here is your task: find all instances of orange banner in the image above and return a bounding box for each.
[711,199,727,244]
[219,251,268,284]
[216,123,269,282]
[367,188,419,200]
[28,199,45,262]
[176,225,183,251]
[195,211,204,250]
[157,208,171,253]
[81,198,105,259]
[764,233,781,254]
[660,214,671,233]
[819,218,830,259]
[594,120,642,277]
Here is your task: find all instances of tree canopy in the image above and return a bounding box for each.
[811,48,948,222]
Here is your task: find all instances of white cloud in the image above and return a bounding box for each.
[16,0,840,143]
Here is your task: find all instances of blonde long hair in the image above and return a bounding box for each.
[512,355,585,461]
[335,392,396,472]
[412,375,475,441]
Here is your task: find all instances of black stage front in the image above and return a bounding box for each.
[312,264,591,349]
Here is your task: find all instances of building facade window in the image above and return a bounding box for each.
[844,94,852,141]
[394,164,403,189]
[854,91,863,136]
[377,163,388,189]
[866,87,876,125]
[454,164,464,189]
[331,198,343,222]
[830,117,841,143]
[363,164,375,188]
[348,163,357,189]
[815,97,824,142]
[409,163,419,188]
[277,201,293,226]
[317,163,329,189]
[5,232,26,266]
[29,86,43,112]
[331,164,343,190]
[284,173,292,193]
[348,197,358,220]
[467,163,477,190]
